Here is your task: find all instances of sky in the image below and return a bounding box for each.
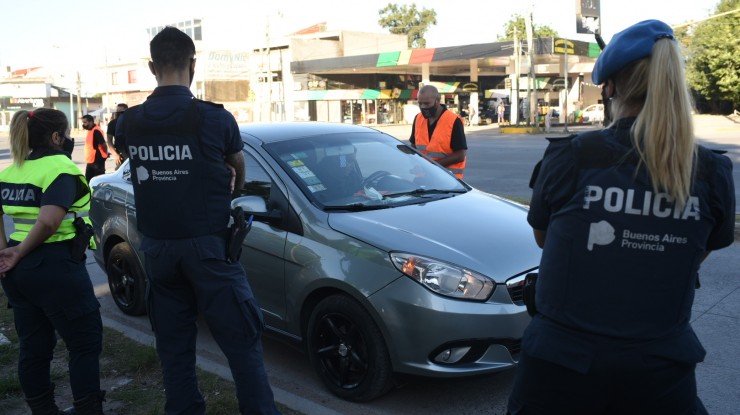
[0,0,723,71]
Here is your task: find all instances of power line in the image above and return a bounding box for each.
[672,8,740,29]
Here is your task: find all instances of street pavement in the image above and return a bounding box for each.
[0,115,738,414]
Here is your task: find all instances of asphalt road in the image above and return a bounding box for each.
[1,114,738,414]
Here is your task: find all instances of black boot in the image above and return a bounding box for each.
[72,390,105,415]
[24,383,64,415]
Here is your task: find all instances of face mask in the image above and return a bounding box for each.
[420,107,436,119]
[62,137,75,158]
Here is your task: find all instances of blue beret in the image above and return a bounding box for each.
[592,19,675,85]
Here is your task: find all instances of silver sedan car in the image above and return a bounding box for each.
[89,122,541,402]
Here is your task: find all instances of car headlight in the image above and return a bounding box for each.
[390,253,495,301]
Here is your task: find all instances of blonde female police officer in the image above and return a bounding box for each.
[0,108,105,414]
[508,20,735,414]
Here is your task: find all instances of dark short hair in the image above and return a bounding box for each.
[81,114,94,122]
[150,26,196,72]
[117,103,129,110]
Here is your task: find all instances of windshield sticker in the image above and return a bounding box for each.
[287,159,324,189]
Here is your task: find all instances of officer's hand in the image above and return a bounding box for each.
[114,154,122,167]
[0,246,21,275]
[225,162,236,193]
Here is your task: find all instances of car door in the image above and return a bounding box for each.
[238,149,292,331]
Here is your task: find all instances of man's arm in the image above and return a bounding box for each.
[436,149,467,167]
[225,151,246,194]
[106,121,120,163]
[409,115,417,147]
[532,229,546,248]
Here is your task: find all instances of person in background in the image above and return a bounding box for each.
[508,20,735,414]
[106,103,129,169]
[80,114,108,183]
[545,108,554,133]
[497,101,506,125]
[0,108,105,414]
[409,85,467,179]
[117,26,280,415]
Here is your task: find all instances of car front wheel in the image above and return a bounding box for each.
[307,294,394,402]
[106,242,147,316]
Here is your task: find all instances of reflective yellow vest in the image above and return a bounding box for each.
[0,154,95,248]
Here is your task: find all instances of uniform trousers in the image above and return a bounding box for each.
[140,234,279,415]
[0,241,102,400]
[84,161,106,183]
[508,349,707,415]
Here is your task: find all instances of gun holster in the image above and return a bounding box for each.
[71,217,94,262]
[522,273,538,317]
[226,207,252,263]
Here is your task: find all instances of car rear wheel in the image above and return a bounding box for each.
[307,294,394,402]
[106,242,147,316]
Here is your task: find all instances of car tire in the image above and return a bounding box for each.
[307,294,394,402]
[106,242,147,316]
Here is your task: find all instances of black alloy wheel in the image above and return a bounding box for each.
[106,242,147,316]
[307,294,393,402]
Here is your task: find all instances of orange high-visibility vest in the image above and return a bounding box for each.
[84,125,108,163]
[413,110,466,178]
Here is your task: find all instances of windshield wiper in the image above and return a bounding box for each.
[323,203,391,212]
[381,188,466,199]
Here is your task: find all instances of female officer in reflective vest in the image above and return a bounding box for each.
[508,20,735,414]
[0,108,105,414]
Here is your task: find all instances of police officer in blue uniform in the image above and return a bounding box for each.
[0,108,105,414]
[508,20,735,414]
[117,27,279,414]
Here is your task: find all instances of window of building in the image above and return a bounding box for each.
[111,72,118,86]
[128,70,137,84]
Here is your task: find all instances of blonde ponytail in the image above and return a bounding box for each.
[632,39,696,208]
[611,38,696,208]
[9,110,32,167]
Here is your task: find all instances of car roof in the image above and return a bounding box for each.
[239,122,382,144]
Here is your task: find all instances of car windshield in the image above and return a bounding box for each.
[264,131,468,210]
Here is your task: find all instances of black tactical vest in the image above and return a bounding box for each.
[124,100,231,238]
[533,128,721,339]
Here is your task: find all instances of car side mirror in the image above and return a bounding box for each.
[231,196,281,222]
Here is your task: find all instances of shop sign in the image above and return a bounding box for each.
[10,98,45,108]
[461,82,478,92]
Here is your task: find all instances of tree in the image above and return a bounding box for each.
[686,0,740,112]
[378,3,437,49]
[497,14,559,41]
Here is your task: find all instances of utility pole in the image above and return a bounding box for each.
[266,16,273,122]
[563,44,569,133]
[525,7,536,128]
[69,88,74,130]
[76,71,82,125]
[513,27,520,126]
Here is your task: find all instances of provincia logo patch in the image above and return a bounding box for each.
[586,220,689,252]
[587,220,615,251]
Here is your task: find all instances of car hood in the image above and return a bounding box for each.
[327,190,541,282]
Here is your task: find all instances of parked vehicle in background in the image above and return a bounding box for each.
[89,122,541,402]
[582,103,605,124]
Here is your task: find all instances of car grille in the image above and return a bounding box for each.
[505,273,536,305]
